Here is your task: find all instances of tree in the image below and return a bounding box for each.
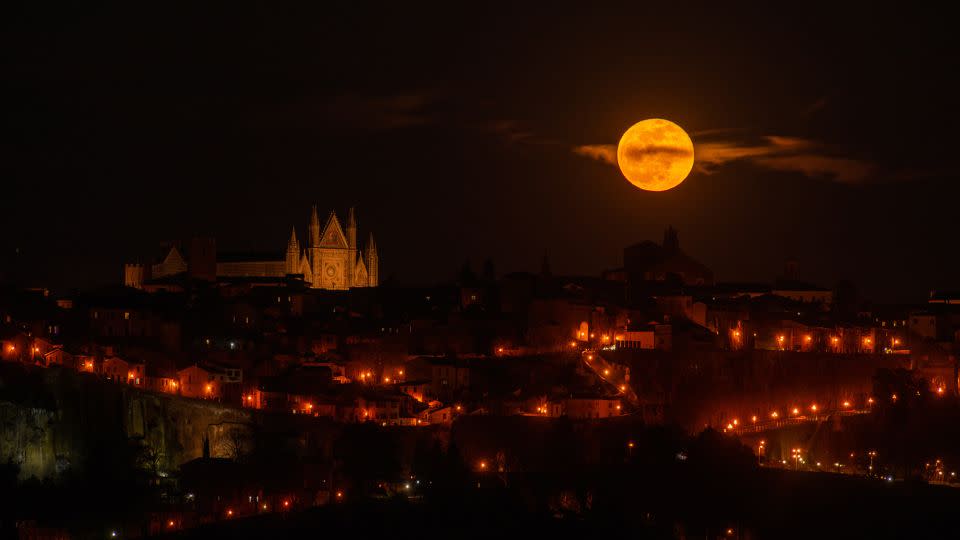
[217,426,251,461]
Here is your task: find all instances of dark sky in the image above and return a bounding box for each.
[3,4,958,301]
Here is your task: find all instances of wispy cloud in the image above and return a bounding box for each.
[695,135,875,183]
[323,93,436,131]
[253,91,440,133]
[483,119,560,146]
[573,132,877,184]
[572,144,616,165]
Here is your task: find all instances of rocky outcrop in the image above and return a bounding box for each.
[0,362,251,481]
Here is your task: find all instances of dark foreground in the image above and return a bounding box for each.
[165,468,958,540]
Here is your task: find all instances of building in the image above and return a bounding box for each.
[622,226,713,287]
[177,363,242,399]
[564,394,622,419]
[125,206,379,291]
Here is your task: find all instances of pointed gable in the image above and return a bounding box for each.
[299,253,313,283]
[354,254,368,284]
[319,212,349,248]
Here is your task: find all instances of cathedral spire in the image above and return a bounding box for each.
[366,232,379,287]
[309,205,321,247]
[287,226,299,252]
[346,207,357,250]
[346,207,357,286]
[285,226,300,275]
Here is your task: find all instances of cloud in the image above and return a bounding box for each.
[572,132,876,184]
[753,155,875,184]
[624,144,693,161]
[802,96,829,116]
[572,144,616,165]
[323,93,436,131]
[695,135,874,183]
[483,119,560,146]
[252,91,440,133]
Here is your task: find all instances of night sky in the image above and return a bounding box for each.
[3,4,958,301]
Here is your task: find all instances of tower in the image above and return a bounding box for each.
[663,225,679,252]
[784,258,800,281]
[285,226,299,275]
[366,232,379,287]
[188,237,217,282]
[309,205,320,249]
[309,205,321,285]
[346,207,357,286]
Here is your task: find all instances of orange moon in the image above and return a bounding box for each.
[616,119,694,191]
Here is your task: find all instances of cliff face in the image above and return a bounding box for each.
[0,363,251,481]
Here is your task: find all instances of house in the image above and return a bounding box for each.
[146,364,180,394]
[564,394,622,419]
[421,405,454,425]
[178,362,242,399]
[429,359,471,399]
[397,379,430,402]
[103,356,145,385]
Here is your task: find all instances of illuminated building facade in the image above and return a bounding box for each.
[124,206,379,290]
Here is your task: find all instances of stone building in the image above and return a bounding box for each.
[124,206,379,290]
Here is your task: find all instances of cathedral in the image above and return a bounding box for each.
[124,206,378,290]
[283,206,379,289]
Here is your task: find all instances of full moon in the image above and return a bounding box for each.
[616,119,694,191]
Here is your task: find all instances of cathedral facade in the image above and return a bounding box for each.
[284,206,379,289]
[124,206,379,290]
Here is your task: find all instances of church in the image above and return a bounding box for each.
[124,206,379,290]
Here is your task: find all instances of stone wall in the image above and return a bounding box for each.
[0,362,251,481]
